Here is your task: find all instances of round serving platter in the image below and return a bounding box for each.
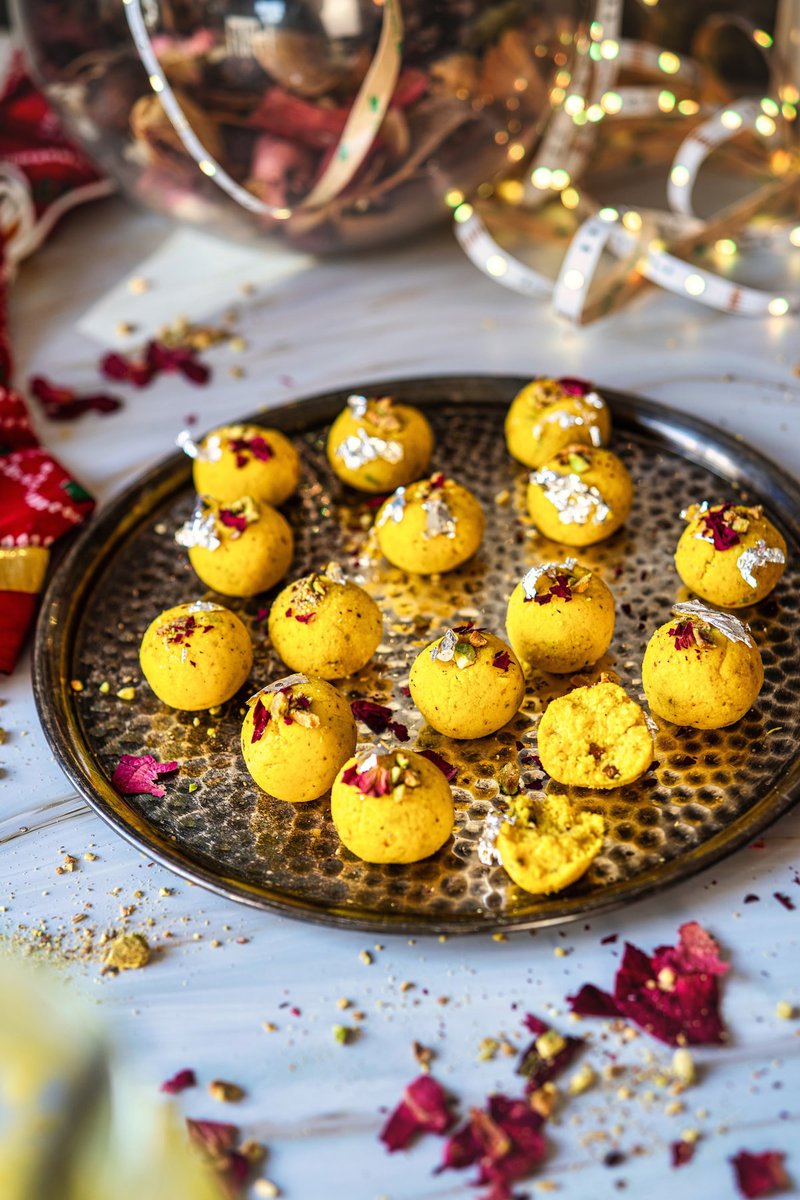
[33,376,800,934]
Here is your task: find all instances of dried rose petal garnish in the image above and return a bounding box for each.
[227,434,274,468]
[100,339,210,388]
[438,1093,547,1199]
[29,374,123,421]
[418,749,457,782]
[351,699,410,742]
[112,754,178,797]
[668,620,693,649]
[492,650,512,672]
[558,376,593,396]
[160,1068,196,1094]
[341,761,393,797]
[671,1139,696,1168]
[250,688,317,742]
[567,922,729,1045]
[731,1150,790,1198]
[380,1075,454,1151]
[699,503,742,551]
[517,1014,584,1093]
[219,508,248,534]
[160,614,214,645]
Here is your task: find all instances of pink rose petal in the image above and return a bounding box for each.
[112,754,178,797]
[160,1068,196,1094]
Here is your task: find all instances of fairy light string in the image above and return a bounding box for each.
[454,1,800,322]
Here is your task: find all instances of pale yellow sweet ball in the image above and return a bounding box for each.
[527,446,633,547]
[327,395,433,493]
[190,424,300,506]
[642,605,763,729]
[139,601,253,710]
[268,565,382,679]
[505,560,615,674]
[505,377,611,469]
[179,496,293,597]
[331,750,454,863]
[538,681,654,788]
[495,793,605,895]
[375,474,485,575]
[241,675,357,802]
[409,628,525,739]
[675,501,787,608]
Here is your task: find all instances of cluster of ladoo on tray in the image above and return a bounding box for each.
[132,379,787,896]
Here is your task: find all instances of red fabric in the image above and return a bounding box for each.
[0,590,37,673]
[0,53,106,671]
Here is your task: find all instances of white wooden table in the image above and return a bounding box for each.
[2,196,800,1199]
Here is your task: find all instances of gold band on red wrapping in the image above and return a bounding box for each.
[0,546,50,593]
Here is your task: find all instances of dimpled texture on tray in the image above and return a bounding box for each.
[62,383,800,931]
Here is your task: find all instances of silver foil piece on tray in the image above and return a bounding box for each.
[520,558,578,600]
[477,807,512,866]
[430,628,457,663]
[672,599,754,647]
[176,429,222,462]
[737,539,785,588]
[422,492,457,539]
[175,504,221,551]
[336,427,403,471]
[531,468,611,526]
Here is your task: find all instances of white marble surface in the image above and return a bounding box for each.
[2,196,800,1199]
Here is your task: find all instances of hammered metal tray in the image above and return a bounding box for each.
[33,376,800,934]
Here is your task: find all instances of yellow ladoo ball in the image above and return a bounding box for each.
[527,446,633,548]
[139,601,253,710]
[505,559,615,674]
[409,627,525,739]
[268,563,382,679]
[642,601,763,729]
[185,424,300,506]
[538,680,654,788]
[327,394,433,493]
[493,794,605,895]
[375,473,485,575]
[241,675,357,802]
[331,749,454,864]
[675,501,787,608]
[505,377,611,469]
[177,496,293,597]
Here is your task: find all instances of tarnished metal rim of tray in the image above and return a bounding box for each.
[33,376,800,934]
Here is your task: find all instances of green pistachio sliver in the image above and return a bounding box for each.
[395,753,410,769]
[392,784,406,802]
[568,452,590,473]
[390,765,403,785]
[454,642,476,669]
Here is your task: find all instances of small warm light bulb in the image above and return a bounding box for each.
[598,207,619,222]
[670,165,690,187]
[720,109,743,130]
[531,167,552,189]
[715,238,737,257]
[601,91,623,114]
[685,274,706,296]
[622,211,643,232]
[753,29,773,48]
[445,189,464,208]
[789,226,800,248]
[658,90,676,112]
[755,114,776,137]
[562,268,585,291]
[550,169,571,190]
[768,297,790,316]
[658,51,681,75]
[600,39,620,60]
[453,203,473,223]
[486,255,508,277]
[561,187,580,209]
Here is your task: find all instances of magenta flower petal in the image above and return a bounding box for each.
[160,1068,197,1094]
[731,1150,790,1198]
[350,699,409,742]
[671,1140,696,1168]
[380,1075,453,1151]
[251,698,270,744]
[111,754,178,797]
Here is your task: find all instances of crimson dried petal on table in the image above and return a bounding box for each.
[380,1075,454,1152]
[568,922,729,1045]
[731,1150,790,1198]
[111,754,178,797]
[186,1118,250,1198]
[29,374,122,420]
[438,1093,547,1200]
[160,1068,197,1094]
[350,699,409,742]
[671,1139,696,1168]
[517,1014,585,1092]
[100,339,210,388]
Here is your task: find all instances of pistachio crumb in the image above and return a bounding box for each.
[359,950,373,966]
[776,1000,794,1020]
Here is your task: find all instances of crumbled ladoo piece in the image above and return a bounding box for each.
[537,681,654,788]
[495,793,605,895]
